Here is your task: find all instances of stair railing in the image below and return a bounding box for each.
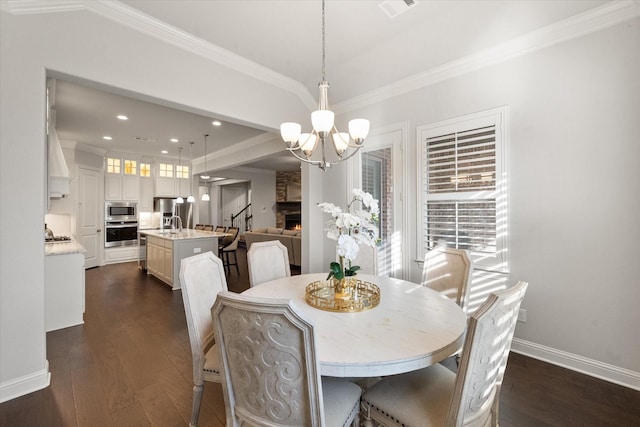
[231,203,252,234]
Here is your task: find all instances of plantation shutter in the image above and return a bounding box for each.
[426,126,496,194]
[418,108,507,271]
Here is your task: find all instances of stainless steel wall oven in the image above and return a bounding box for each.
[105,202,138,247]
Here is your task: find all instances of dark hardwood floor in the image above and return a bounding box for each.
[2,247,638,426]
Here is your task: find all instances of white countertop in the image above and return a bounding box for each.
[45,238,87,256]
[140,229,228,241]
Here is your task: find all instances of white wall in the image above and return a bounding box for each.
[333,18,640,378]
[212,168,277,229]
[0,8,301,401]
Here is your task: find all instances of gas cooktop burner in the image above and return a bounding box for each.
[45,235,72,243]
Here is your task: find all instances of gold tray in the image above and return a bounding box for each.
[305,278,381,313]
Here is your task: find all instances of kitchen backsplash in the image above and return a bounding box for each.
[44,213,72,236]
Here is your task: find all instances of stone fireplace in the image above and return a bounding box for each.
[276,171,302,229]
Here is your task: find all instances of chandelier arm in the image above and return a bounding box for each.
[330,124,367,148]
[332,146,362,163]
[286,147,323,166]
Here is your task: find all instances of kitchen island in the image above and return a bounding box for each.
[140,229,227,290]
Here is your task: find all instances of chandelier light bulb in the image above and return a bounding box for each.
[176,196,184,204]
[201,193,210,202]
[311,110,334,133]
[299,133,318,157]
[187,195,195,203]
[348,119,370,143]
[281,122,302,147]
[332,132,350,156]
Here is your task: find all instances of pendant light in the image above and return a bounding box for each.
[176,147,184,204]
[201,133,210,201]
[187,141,195,203]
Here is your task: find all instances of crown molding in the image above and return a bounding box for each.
[3,0,317,110]
[6,1,638,115]
[334,0,640,114]
[2,0,84,14]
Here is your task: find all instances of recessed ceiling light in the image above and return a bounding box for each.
[212,120,221,126]
[117,115,128,120]
[201,174,210,179]
[161,150,168,154]
[103,136,112,140]
[170,138,179,143]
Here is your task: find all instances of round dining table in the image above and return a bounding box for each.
[241,273,467,378]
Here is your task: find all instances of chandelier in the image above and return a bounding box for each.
[280,0,369,171]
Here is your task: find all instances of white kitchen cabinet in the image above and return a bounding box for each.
[139,177,154,212]
[103,246,138,264]
[122,174,140,201]
[45,252,85,332]
[176,178,191,198]
[105,174,123,200]
[155,176,175,197]
[146,235,173,284]
[105,173,140,201]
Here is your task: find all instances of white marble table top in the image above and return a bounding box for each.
[242,273,467,378]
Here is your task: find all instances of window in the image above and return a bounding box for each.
[140,163,151,177]
[176,164,189,179]
[159,163,173,178]
[123,159,137,175]
[106,157,121,174]
[418,107,508,271]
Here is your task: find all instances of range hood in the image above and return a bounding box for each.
[48,126,70,198]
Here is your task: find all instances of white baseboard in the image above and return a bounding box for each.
[0,361,51,403]
[511,338,640,391]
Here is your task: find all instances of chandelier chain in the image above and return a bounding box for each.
[321,0,326,82]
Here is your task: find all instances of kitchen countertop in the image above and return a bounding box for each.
[140,229,228,241]
[45,238,87,256]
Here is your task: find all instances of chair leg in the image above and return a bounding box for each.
[232,250,239,275]
[189,383,204,427]
[360,401,374,427]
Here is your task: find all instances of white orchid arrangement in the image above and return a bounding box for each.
[318,189,379,281]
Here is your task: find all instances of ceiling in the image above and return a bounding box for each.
[51,0,610,174]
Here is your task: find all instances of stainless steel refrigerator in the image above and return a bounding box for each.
[153,197,193,229]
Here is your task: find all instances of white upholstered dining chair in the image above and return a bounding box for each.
[361,281,528,427]
[349,244,379,275]
[211,291,362,427]
[421,246,473,314]
[246,240,291,287]
[179,251,228,427]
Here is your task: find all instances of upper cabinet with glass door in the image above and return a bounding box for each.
[105,157,141,201]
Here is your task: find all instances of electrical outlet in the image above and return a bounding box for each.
[518,308,527,323]
[193,247,201,254]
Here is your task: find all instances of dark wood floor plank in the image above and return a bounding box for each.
[137,380,185,427]
[110,401,152,427]
[70,366,114,427]
[2,248,639,427]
